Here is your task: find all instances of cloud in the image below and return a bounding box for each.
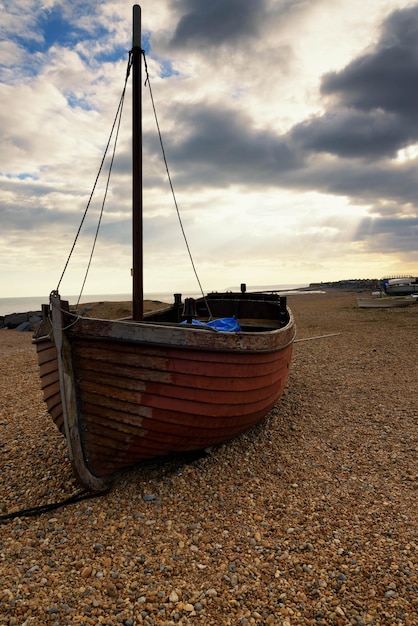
[322,5,418,117]
[290,5,418,160]
[289,109,407,159]
[355,215,418,257]
[1,0,418,298]
[170,0,267,48]
[158,102,301,188]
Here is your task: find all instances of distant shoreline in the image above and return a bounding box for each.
[0,280,381,318]
[1,287,307,317]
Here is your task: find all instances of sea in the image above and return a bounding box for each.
[0,284,310,317]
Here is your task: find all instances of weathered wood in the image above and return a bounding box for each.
[33,292,295,490]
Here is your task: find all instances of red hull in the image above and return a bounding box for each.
[34,293,295,491]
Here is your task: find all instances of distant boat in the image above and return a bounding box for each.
[357,294,417,308]
[32,5,295,492]
[381,276,418,296]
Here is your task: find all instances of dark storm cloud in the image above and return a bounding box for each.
[170,0,267,48]
[291,5,418,159]
[169,0,309,49]
[322,5,418,116]
[290,109,406,159]
[162,103,300,187]
[354,215,418,254]
[282,157,418,208]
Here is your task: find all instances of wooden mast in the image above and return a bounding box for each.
[132,4,143,321]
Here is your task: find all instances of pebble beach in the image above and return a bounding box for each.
[1,291,417,625]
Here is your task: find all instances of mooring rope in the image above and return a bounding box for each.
[295,333,341,343]
[0,490,108,524]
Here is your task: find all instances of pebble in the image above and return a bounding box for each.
[1,293,417,625]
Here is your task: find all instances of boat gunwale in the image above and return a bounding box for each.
[63,311,296,355]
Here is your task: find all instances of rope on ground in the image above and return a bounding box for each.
[0,489,108,524]
[295,332,342,343]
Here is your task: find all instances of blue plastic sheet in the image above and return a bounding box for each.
[181,317,241,332]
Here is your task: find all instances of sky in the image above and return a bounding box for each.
[1,0,418,298]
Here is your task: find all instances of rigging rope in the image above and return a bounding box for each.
[141,51,211,315]
[56,49,211,317]
[56,53,133,307]
[75,79,128,308]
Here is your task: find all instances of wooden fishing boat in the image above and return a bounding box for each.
[33,5,295,492]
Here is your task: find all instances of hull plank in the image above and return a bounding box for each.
[34,334,65,433]
[72,336,292,479]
